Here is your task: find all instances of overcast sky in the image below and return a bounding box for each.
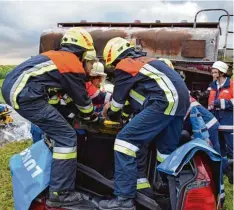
[0,0,233,64]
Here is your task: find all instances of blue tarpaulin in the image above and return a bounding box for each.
[10,140,52,210]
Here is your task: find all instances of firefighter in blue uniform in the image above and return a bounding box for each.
[2,27,99,207]
[99,37,190,210]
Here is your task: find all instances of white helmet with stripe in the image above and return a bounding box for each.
[90,62,107,77]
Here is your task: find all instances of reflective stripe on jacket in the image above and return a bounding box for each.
[108,57,189,121]
[2,50,93,115]
[208,78,233,132]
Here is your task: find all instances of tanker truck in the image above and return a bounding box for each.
[39,9,233,105]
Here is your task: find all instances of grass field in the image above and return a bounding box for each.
[0,66,15,79]
[0,65,14,103]
[0,79,5,103]
[0,141,233,210]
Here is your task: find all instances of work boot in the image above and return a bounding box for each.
[46,191,83,207]
[99,196,136,210]
[138,188,155,199]
[225,159,233,184]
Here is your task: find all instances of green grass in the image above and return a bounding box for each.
[0,66,15,80]
[0,79,5,103]
[0,141,233,209]
[0,140,32,210]
[223,176,234,210]
[0,65,15,103]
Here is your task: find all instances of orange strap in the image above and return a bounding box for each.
[42,51,85,74]
[115,57,156,76]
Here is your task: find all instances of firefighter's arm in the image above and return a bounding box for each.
[214,80,233,110]
[213,98,233,111]
[60,73,97,121]
[121,100,132,121]
[86,82,112,105]
[91,90,112,105]
[107,70,135,121]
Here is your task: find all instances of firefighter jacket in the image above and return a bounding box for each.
[184,96,220,132]
[2,50,94,117]
[48,81,111,108]
[107,57,190,121]
[85,81,112,106]
[208,78,233,132]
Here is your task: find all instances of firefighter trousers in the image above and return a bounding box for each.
[209,129,228,171]
[17,99,77,192]
[113,103,183,198]
[219,131,233,159]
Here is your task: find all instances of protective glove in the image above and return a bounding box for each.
[78,112,99,123]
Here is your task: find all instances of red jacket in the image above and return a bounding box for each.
[208,78,233,131]
[85,81,111,107]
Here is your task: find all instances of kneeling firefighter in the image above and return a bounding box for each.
[2,27,99,207]
[100,37,190,210]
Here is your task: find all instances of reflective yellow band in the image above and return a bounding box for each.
[129,89,145,105]
[112,99,124,108]
[65,97,73,104]
[114,145,136,157]
[54,146,77,153]
[156,150,169,163]
[12,62,56,109]
[78,104,93,113]
[122,112,129,117]
[53,152,77,159]
[137,178,151,189]
[114,139,139,157]
[48,87,61,93]
[49,99,60,105]
[111,104,121,112]
[125,100,130,106]
[140,64,178,115]
[137,182,151,190]
[48,95,60,105]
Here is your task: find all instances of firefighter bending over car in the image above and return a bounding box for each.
[30,59,111,143]
[99,37,190,210]
[2,27,99,208]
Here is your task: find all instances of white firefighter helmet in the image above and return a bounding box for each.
[90,62,107,77]
[212,61,228,74]
[83,50,98,61]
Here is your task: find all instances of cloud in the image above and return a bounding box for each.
[137,1,207,22]
[0,0,232,64]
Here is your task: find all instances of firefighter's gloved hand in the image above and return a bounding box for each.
[81,112,99,123]
[121,115,130,125]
